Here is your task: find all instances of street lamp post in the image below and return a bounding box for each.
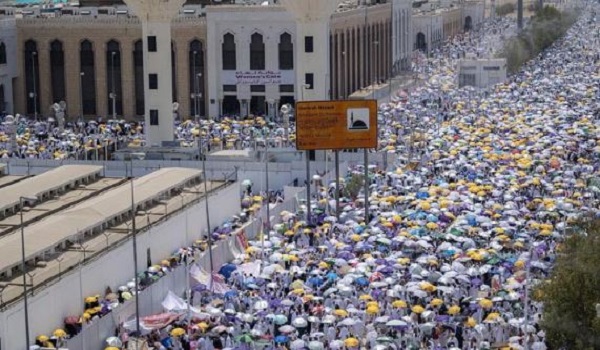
[31,52,37,121]
[111,51,117,120]
[201,145,214,289]
[196,73,203,120]
[79,72,85,120]
[20,196,37,350]
[129,178,141,342]
[342,51,347,99]
[193,51,198,121]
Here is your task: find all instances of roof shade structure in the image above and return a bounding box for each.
[0,165,103,218]
[0,167,202,275]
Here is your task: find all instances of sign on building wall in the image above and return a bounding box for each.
[296,100,378,150]
[221,70,295,85]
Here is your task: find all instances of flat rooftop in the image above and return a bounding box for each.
[0,168,229,307]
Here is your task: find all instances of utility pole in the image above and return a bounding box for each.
[517,0,524,30]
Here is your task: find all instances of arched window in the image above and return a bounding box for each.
[24,40,39,115]
[80,40,96,115]
[222,33,236,71]
[133,40,144,116]
[50,40,66,103]
[189,40,205,117]
[250,33,265,70]
[106,40,122,116]
[0,42,6,65]
[278,33,293,70]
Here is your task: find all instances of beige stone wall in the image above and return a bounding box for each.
[15,16,207,120]
[330,3,393,99]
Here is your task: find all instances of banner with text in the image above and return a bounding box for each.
[221,70,295,85]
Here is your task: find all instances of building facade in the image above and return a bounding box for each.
[0,12,17,114]
[458,57,507,88]
[205,5,296,118]
[1,0,482,120]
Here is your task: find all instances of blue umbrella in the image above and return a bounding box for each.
[225,290,238,298]
[326,272,338,281]
[355,277,369,286]
[274,335,289,343]
[308,276,324,287]
[219,263,237,279]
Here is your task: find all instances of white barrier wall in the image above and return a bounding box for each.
[0,182,239,350]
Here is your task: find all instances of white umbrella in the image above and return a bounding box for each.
[279,325,296,334]
[339,318,357,326]
[322,315,336,324]
[106,337,122,347]
[292,317,308,328]
[375,316,390,323]
[308,340,325,350]
[254,300,268,310]
[290,339,306,350]
[330,340,344,349]
[386,320,408,327]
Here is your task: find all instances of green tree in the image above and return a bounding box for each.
[496,3,516,16]
[498,6,578,74]
[343,174,364,201]
[537,217,600,349]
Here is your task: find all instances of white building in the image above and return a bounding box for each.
[458,57,507,88]
[206,5,297,118]
[0,10,17,114]
[413,10,444,53]
[463,0,485,30]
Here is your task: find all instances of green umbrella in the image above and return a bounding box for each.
[236,334,253,344]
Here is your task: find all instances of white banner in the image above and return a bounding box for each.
[221,70,295,85]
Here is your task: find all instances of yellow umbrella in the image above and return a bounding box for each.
[411,305,425,314]
[291,288,305,295]
[36,335,49,342]
[344,337,359,347]
[105,348,120,350]
[397,258,410,265]
[465,317,477,327]
[430,298,444,307]
[448,305,461,315]
[366,305,379,315]
[197,322,209,330]
[318,261,329,269]
[170,327,186,337]
[485,312,501,322]
[290,280,304,289]
[392,300,407,308]
[333,309,349,317]
[426,222,439,230]
[53,329,67,338]
[479,298,493,309]
[359,294,373,301]
[419,282,437,292]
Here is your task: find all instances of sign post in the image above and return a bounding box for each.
[296,100,378,223]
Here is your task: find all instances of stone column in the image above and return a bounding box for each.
[174,29,190,120]
[37,39,52,114]
[121,39,135,118]
[64,39,80,121]
[123,0,186,145]
[95,41,108,118]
